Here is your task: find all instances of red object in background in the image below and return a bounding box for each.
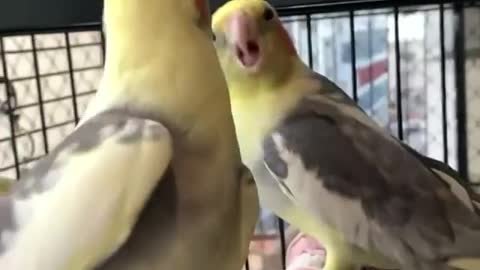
[356,59,388,88]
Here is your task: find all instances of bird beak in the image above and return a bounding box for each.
[226,11,262,70]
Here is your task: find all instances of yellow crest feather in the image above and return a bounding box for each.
[212,0,269,30]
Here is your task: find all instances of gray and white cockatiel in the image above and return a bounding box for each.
[0,0,259,269]
[212,0,480,269]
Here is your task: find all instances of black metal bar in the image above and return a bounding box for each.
[454,2,468,180]
[65,32,80,124]
[278,217,287,269]
[0,156,42,172]
[8,66,104,83]
[349,11,358,102]
[0,0,103,32]
[13,89,96,111]
[100,28,106,65]
[306,14,314,68]
[394,6,404,140]
[0,23,102,37]
[1,0,477,33]
[280,5,457,23]
[439,1,449,164]
[30,34,49,154]
[1,119,77,144]
[3,42,102,54]
[0,37,20,178]
[274,0,477,17]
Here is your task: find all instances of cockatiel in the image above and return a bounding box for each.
[0,0,259,269]
[212,0,480,269]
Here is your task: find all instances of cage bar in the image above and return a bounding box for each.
[453,1,469,180]
[349,10,358,102]
[439,1,449,164]
[0,37,21,177]
[393,5,404,140]
[278,218,287,269]
[306,14,314,67]
[31,34,50,154]
[65,32,80,124]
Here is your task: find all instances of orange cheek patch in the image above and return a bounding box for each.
[275,20,296,55]
[195,0,209,23]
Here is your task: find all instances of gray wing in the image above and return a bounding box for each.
[311,71,480,214]
[401,143,480,214]
[0,108,173,268]
[262,92,480,267]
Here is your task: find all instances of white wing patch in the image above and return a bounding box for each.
[267,132,374,250]
[432,169,475,212]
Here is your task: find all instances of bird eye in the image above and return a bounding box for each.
[212,33,216,41]
[263,8,274,21]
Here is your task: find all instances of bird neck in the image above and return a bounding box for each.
[227,58,308,101]
[228,61,311,162]
[96,14,229,133]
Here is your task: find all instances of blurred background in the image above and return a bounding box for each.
[0,0,479,269]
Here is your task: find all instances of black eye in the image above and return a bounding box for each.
[212,32,216,41]
[263,8,274,21]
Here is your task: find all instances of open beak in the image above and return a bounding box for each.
[226,11,262,70]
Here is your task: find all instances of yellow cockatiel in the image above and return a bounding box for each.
[0,0,259,269]
[212,1,480,270]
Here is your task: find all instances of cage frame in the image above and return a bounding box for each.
[1,1,479,269]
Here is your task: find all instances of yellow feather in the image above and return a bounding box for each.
[212,0,267,31]
[227,60,315,161]
[83,0,234,143]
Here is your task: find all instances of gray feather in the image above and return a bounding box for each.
[0,107,169,255]
[261,73,480,269]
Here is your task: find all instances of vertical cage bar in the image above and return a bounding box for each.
[439,1,449,164]
[65,32,80,124]
[306,14,313,68]
[278,217,287,269]
[394,6,404,140]
[100,29,106,65]
[453,2,468,179]
[245,258,250,270]
[349,10,358,102]
[0,37,20,178]
[30,34,49,154]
